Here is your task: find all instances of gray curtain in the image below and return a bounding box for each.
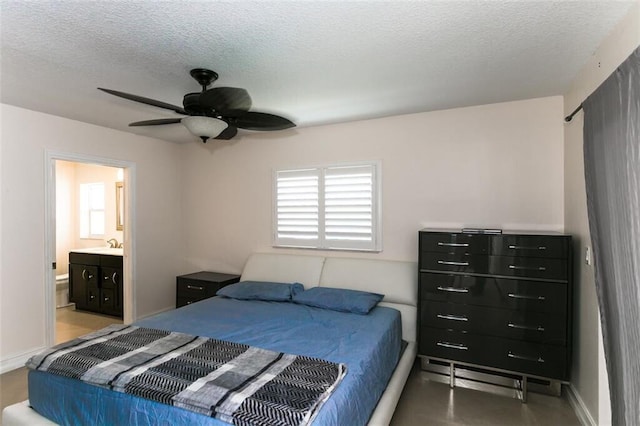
[583,46,639,426]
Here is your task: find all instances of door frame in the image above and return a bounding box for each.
[44,150,136,346]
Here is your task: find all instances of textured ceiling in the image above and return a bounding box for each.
[0,1,635,144]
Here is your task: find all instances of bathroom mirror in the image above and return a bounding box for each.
[116,181,124,231]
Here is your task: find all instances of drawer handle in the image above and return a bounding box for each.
[104,296,110,302]
[508,265,546,271]
[437,341,468,350]
[508,322,545,332]
[187,285,204,291]
[508,351,545,363]
[438,242,470,247]
[508,293,545,301]
[112,272,119,284]
[508,245,547,250]
[437,314,468,322]
[82,269,94,280]
[437,286,470,293]
[438,260,469,266]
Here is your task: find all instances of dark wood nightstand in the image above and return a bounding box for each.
[176,271,241,308]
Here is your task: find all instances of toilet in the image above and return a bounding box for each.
[56,273,71,308]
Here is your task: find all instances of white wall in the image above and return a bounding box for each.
[563,3,639,425]
[0,104,185,370]
[181,96,565,274]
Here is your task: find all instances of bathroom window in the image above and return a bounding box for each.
[79,182,105,238]
[273,162,381,251]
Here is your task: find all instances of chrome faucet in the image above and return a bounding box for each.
[107,238,120,248]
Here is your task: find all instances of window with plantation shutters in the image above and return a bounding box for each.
[274,162,381,251]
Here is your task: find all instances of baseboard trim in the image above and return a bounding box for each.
[0,346,45,374]
[566,383,597,426]
[135,306,173,321]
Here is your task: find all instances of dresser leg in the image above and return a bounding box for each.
[450,362,455,388]
[521,376,528,403]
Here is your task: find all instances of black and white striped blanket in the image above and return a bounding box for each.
[26,324,347,426]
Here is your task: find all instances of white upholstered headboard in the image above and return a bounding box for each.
[240,253,418,342]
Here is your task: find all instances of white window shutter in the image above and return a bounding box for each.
[274,162,380,251]
[274,168,320,247]
[324,164,377,250]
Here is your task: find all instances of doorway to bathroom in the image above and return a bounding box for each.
[44,152,136,347]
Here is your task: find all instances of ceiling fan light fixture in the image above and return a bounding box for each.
[182,116,228,143]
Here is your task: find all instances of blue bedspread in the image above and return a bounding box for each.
[28,296,402,425]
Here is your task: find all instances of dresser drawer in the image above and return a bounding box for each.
[419,328,568,380]
[419,273,567,314]
[420,253,490,274]
[491,256,567,281]
[420,232,489,255]
[491,235,569,259]
[421,301,567,345]
[421,254,567,281]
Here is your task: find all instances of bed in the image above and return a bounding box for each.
[3,253,417,425]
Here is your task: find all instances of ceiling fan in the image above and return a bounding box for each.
[98,68,295,143]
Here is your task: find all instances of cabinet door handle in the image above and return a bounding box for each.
[438,242,469,247]
[112,272,118,284]
[187,285,204,291]
[437,341,468,350]
[508,293,545,301]
[508,322,545,332]
[508,265,546,271]
[89,294,95,300]
[437,314,468,322]
[508,351,545,363]
[508,245,547,250]
[104,296,110,302]
[438,260,469,266]
[82,269,94,281]
[186,301,193,305]
[437,286,469,293]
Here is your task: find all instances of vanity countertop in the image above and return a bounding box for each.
[69,247,123,256]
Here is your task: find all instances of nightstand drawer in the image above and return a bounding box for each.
[177,280,217,298]
[176,271,241,309]
[421,301,567,345]
[419,273,567,314]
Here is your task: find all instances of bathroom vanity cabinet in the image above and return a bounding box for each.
[69,249,123,318]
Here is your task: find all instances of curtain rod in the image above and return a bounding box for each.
[564,104,583,122]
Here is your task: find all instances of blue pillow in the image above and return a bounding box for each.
[216,281,303,302]
[292,287,384,314]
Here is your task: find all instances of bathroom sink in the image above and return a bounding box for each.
[69,247,123,256]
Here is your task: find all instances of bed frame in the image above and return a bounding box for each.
[3,253,418,426]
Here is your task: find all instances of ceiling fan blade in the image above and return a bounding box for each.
[232,112,296,131]
[199,87,252,117]
[99,88,187,114]
[214,125,238,140]
[129,118,183,127]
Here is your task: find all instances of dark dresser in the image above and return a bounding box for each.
[418,229,572,400]
[176,271,241,308]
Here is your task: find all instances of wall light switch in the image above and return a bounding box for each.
[585,246,592,266]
